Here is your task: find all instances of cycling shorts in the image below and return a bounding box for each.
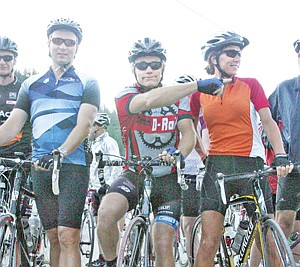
[108,170,181,221]
[31,164,89,230]
[201,155,274,216]
[181,174,201,217]
[276,171,300,212]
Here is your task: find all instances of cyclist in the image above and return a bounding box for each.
[268,37,300,263]
[96,37,224,267]
[89,112,122,267]
[0,18,100,267]
[0,36,31,158]
[190,30,293,267]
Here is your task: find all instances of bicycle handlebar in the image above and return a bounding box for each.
[0,157,32,170]
[52,150,61,195]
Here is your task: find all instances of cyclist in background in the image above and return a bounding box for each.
[0,18,100,267]
[89,112,122,267]
[97,37,224,267]
[190,30,293,267]
[268,37,300,263]
[0,36,31,158]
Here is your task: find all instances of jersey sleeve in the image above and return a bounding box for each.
[190,91,201,117]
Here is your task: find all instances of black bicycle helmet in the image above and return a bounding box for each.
[201,31,249,61]
[47,18,83,44]
[293,39,300,53]
[0,36,18,56]
[128,37,167,63]
[94,113,110,128]
[175,74,196,84]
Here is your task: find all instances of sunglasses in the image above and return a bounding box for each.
[51,37,77,47]
[222,50,242,58]
[134,61,162,71]
[0,55,14,62]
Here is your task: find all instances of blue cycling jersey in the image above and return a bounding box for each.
[15,66,100,164]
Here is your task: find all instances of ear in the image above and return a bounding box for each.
[210,54,217,65]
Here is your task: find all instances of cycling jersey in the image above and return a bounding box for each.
[115,83,192,177]
[90,131,122,188]
[15,66,100,164]
[190,77,268,160]
[0,78,31,157]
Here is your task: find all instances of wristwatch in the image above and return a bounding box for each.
[57,146,68,157]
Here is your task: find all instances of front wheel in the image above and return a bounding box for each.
[261,218,296,267]
[117,216,151,267]
[0,214,20,267]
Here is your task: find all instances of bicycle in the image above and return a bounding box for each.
[95,150,186,267]
[0,156,50,267]
[190,166,296,267]
[173,221,189,267]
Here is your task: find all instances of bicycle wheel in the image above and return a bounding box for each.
[0,214,20,267]
[190,215,229,267]
[174,225,189,267]
[80,208,95,266]
[117,216,150,267]
[261,218,296,267]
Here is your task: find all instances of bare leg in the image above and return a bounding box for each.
[182,216,197,259]
[46,228,60,267]
[97,193,128,261]
[152,221,176,267]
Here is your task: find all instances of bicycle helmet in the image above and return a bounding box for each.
[47,18,83,44]
[94,113,111,128]
[293,39,300,53]
[0,36,18,56]
[128,37,167,63]
[175,74,196,84]
[201,31,249,61]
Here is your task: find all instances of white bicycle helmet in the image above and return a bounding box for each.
[293,39,300,53]
[47,18,83,44]
[94,113,110,128]
[201,31,249,61]
[0,36,18,56]
[128,37,167,63]
[175,74,196,84]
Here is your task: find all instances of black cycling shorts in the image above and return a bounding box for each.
[108,170,181,221]
[181,174,201,217]
[201,155,274,216]
[31,164,89,230]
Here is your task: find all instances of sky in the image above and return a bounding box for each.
[2,0,300,110]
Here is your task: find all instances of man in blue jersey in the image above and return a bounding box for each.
[0,18,100,267]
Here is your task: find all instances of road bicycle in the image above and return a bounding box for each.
[173,222,189,267]
[0,155,50,267]
[190,166,296,267]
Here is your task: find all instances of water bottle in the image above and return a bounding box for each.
[224,224,236,249]
[23,219,33,251]
[232,220,249,254]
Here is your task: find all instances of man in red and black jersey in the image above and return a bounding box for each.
[0,36,31,158]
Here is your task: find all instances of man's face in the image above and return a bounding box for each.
[133,56,164,90]
[48,29,78,67]
[0,50,15,77]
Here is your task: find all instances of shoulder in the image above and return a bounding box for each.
[115,85,138,99]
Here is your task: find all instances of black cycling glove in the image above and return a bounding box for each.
[271,154,290,167]
[197,78,223,95]
[165,147,185,169]
[36,153,54,170]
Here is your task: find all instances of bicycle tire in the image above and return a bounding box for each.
[261,218,296,267]
[190,215,229,267]
[117,216,151,267]
[0,214,20,267]
[80,208,95,266]
[174,225,189,267]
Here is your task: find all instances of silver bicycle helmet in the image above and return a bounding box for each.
[293,39,300,53]
[128,37,167,63]
[0,36,18,56]
[201,31,249,61]
[175,74,196,84]
[94,113,111,128]
[47,18,83,44]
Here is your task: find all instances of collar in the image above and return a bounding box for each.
[94,131,108,143]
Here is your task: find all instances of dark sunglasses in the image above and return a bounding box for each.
[134,61,162,71]
[222,50,242,58]
[51,37,77,47]
[0,55,14,62]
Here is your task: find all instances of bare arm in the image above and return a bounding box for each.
[129,82,198,113]
[0,108,28,145]
[59,103,98,155]
[177,118,196,158]
[193,116,207,160]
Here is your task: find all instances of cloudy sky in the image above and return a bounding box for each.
[2,0,299,110]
